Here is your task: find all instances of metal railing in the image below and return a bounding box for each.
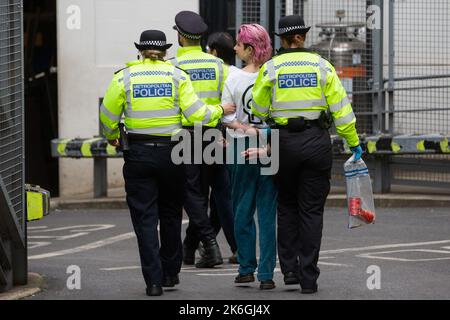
[0,0,26,292]
[262,0,450,192]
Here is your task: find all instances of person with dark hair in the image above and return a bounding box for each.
[206,32,236,66]
[100,29,235,296]
[170,11,237,269]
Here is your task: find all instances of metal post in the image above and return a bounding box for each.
[236,0,243,68]
[370,0,383,134]
[369,0,390,193]
[260,0,269,31]
[274,0,281,52]
[14,0,27,285]
[388,0,395,135]
[95,98,108,198]
[94,158,107,198]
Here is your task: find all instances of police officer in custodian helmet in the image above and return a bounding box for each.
[100,30,235,296]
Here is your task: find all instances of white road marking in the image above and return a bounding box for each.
[196,273,236,276]
[100,266,140,271]
[28,226,48,230]
[357,249,450,262]
[318,262,352,267]
[441,246,450,250]
[182,268,238,273]
[321,239,450,255]
[28,232,136,260]
[28,241,52,249]
[28,232,89,240]
[28,224,115,233]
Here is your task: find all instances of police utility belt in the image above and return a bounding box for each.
[127,133,176,147]
[274,111,332,133]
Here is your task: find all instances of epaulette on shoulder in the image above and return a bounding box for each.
[114,67,126,75]
[174,65,188,75]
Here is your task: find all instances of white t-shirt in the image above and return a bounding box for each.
[221,68,266,127]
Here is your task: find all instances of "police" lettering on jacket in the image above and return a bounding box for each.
[187,68,216,81]
[133,83,172,98]
[278,73,318,88]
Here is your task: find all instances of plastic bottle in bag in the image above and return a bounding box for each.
[344,155,376,228]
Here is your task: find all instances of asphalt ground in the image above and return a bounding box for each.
[25,207,450,300]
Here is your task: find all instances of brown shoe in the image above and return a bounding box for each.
[260,280,276,290]
[228,252,239,264]
[234,273,255,283]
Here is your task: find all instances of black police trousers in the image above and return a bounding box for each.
[274,125,332,288]
[183,162,237,253]
[123,143,184,287]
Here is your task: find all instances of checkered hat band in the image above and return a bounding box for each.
[139,40,166,46]
[178,29,201,40]
[279,25,309,34]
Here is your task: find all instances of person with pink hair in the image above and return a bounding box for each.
[221,24,277,290]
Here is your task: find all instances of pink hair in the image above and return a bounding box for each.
[237,24,272,65]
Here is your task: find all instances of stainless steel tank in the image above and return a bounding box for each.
[309,10,372,133]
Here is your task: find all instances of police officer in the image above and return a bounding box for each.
[100,30,235,296]
[251,15,363,294]
[170,11,237,268]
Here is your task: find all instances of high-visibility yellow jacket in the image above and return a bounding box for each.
[170,46,229,127]
[251,48,359,147]
[100,59,223,140]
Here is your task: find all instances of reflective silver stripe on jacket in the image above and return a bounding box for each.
[125,108,180,119]
[318,58,328,89]
[127,123,182,135]
[272,98,327,110]
[100,103,122,122]
[266,59,276,82]
[101,122,117,135]
[200,109,212,125]
[197,91,220,99]
[334,111,356,126]
[182,99,205,119]
[266,59,278,111]
[252,100,269,114]
[170,58,179,67]
[270,110,322,119]
[173,67,182,111]
[217,61,224,96]
[329,96,351,113]
[123,68,132,111]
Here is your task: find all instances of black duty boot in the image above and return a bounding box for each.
[195,239,223,268]
[183,243,196,265]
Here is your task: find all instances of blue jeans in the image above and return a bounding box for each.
[228,139,277,281]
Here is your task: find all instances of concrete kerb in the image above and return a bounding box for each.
[50,194,450,210]
[0,273,45,300]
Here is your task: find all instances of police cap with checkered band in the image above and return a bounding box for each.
[134,30,172,51]
[275,15,311,36]
[173,11,208,40]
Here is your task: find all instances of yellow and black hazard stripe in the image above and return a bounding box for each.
[51,138,121,158]
[51,134,450,158]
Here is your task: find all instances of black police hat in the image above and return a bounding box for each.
[275,15,311,36]
[173,11,208,40]
[134,30,172,51]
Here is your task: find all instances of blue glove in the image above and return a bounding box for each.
[350,145,363,162]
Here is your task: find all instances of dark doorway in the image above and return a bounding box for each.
[24,0,59,196]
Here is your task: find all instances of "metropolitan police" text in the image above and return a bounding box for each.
[278,73,318,88]
[133,83,172,98]
[187,68,216,81]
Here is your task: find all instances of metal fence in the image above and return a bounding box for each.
[235,0,450,192]
[0,0,26,292]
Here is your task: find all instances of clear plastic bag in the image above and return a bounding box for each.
[344,155,376,228]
